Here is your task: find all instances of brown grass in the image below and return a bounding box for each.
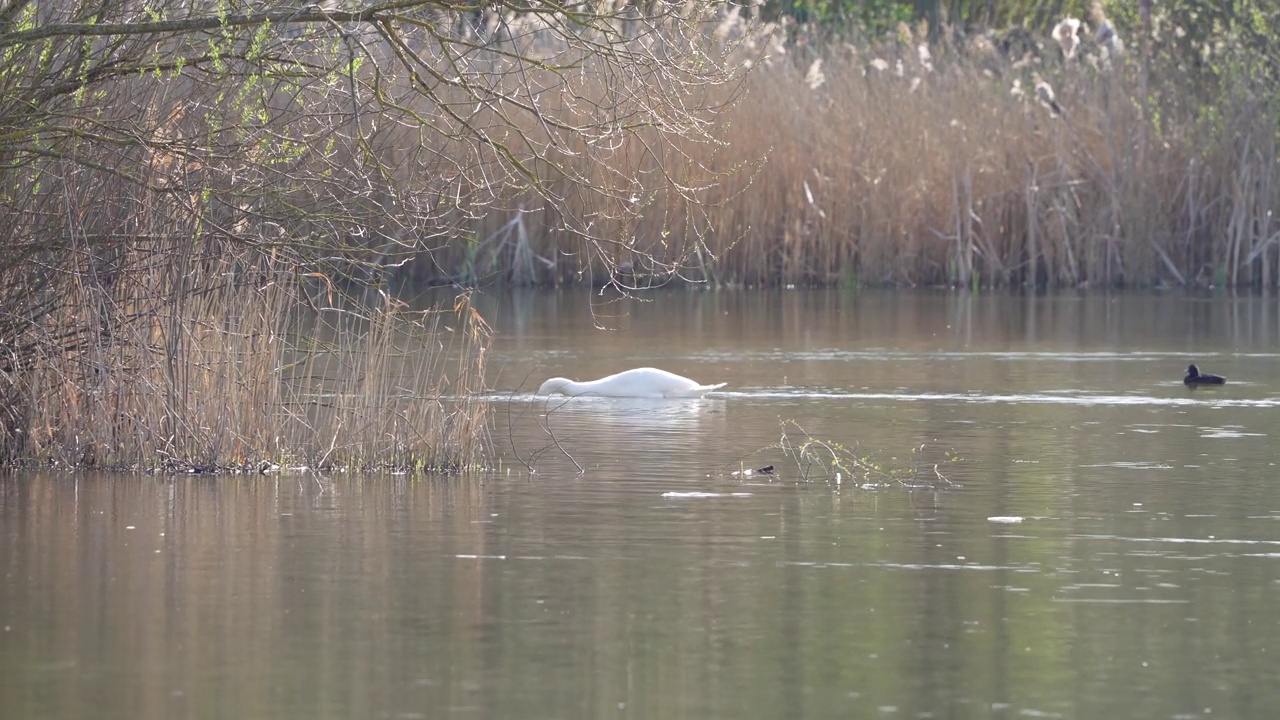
[410,21,1280,290]
[2,247,490,471]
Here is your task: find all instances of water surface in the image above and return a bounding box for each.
[4,290,1280,719]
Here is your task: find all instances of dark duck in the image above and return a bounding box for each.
[1184,364,1225,386]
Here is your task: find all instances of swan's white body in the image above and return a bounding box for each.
[537,367,726,399]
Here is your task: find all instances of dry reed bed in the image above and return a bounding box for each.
[1,224,490,470]
[426,27,1280,289]
[2,29,496,470]
[6,251,490,470]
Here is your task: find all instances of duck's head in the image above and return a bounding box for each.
[1186,364,1200,377]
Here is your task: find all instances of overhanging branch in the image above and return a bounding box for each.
[0,0,444,47]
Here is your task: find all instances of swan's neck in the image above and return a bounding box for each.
[538,377,577,396]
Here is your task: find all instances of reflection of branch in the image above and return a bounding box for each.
[741,419,959,489]
[534,394,584,474]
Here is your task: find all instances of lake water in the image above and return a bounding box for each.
[4,290,1280,719]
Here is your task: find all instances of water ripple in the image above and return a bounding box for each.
[487,391,1279,408]
[1070,534,1280,546]
[688,349,1280,363]
[717,391,1280,408]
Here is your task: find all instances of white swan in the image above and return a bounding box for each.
[537,367,726,399]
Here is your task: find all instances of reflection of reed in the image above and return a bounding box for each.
[1,473,493,718]
[475,290,1280,371]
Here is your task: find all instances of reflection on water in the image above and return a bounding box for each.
[4,290,1280,719]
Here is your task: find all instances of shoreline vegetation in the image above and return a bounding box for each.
[2,260,491,472]
[2,1,1276,469]
[432,10,1280,291]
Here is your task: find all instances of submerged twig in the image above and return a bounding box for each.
[734,419,959,489]
[533,394,584,474]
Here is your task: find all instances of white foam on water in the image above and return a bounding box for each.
[661,491,754,498]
